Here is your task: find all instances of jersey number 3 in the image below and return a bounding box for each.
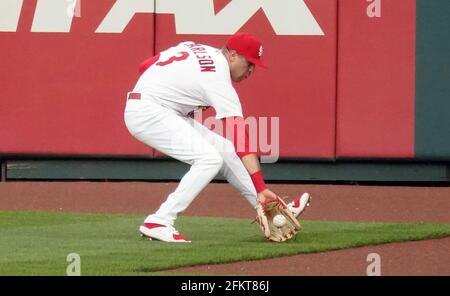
[156,52,189,66]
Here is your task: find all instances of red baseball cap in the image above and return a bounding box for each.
[226,32,267,69]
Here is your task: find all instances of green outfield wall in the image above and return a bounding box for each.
[415,0,450,159]
[1,159,449,183]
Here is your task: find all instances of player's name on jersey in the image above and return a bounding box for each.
[185,42,217,72]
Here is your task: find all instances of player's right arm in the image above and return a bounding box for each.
[222,116,278,204]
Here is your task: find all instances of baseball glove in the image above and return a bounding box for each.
[255,196,301,242]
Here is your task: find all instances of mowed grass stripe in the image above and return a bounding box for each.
[1,211,449,275]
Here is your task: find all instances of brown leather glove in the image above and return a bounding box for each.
[255,196,301,242]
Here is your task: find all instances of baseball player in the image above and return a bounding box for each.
[124,32,311,243]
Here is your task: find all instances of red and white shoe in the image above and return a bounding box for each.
[287,192,312,218]
[139,223,191,243]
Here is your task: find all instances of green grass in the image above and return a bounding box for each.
[1,211,449,275]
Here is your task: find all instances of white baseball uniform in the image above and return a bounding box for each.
[124,42,257,226]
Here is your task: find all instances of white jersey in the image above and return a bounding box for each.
[133,42,243,119]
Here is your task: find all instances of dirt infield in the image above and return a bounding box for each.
[1,181,449,275]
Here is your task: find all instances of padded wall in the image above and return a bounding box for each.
[336,0,416,158]
[0,0,154,156]
[415,0,450,159]
[1,0,449,162]
[153,0,337,158]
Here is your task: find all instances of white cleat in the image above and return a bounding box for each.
[287,192,312,218]
[139,223,191,243]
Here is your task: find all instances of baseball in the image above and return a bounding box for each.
[273,214,287,227]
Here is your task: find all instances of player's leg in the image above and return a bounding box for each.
[215,140,311,216]
[124,99,223,227]
[189,118,312,216]
[219,154,258,207]
[189,118,258,207]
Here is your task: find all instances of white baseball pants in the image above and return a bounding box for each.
[124,97,257,226]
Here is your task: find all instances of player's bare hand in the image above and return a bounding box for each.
[256,189,279,206]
